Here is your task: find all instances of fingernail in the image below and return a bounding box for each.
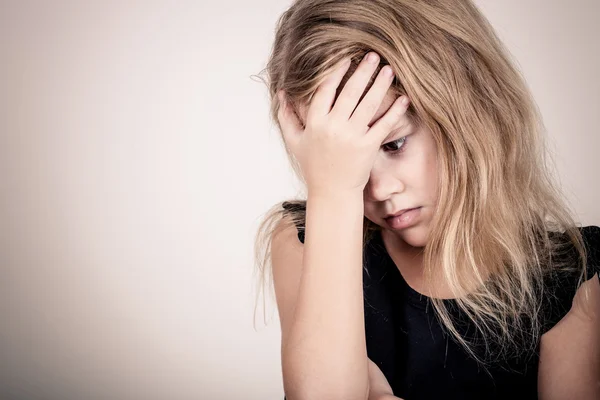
[367,52,379,64]
[401,96,409,106]
[383,66,394,77]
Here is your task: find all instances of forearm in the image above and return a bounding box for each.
[283,190,368,400]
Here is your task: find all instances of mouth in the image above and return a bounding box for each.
[383,207,423,229]
[384,207,421,220]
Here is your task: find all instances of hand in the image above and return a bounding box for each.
[276,52,410,197]
[367,358,397,400]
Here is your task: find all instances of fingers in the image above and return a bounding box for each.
[330,52,381,120]
[277,51,409,152]
[277,90,303,149]
[306,58,352,123]
[367,95,411,145]
[350,64,395,127]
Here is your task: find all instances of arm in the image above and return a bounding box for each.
[538,273,600,399]
[271,191,369,400]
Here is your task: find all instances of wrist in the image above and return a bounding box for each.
[307,189,364,204]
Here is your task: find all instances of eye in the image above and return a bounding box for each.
[382,135,409,155]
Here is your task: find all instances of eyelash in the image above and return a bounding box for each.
[382,135,409,156]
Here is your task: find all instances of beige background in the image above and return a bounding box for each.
[0,1,598,399]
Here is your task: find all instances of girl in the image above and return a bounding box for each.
[253,1,600,399]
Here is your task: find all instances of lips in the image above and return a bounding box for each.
[385,207,420,220]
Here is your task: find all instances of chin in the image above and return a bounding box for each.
[389,223,429,248]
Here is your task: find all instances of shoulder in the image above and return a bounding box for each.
[538,273,600,399]
[540,225,600,329]
[270,210,305,339]
[271,208,304,266]
[270,202,306,268]
[556,223,600,319]
[581,224,600,242]
[281,201,306,244]
[538,225,600,399]
[581,225,600,276]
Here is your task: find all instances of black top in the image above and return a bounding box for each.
[286,217,600,400]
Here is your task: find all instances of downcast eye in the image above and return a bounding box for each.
[382,136,407,153]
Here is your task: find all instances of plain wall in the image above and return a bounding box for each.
[0,1,598,399]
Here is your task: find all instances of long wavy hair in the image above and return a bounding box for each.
[252,0,589,365]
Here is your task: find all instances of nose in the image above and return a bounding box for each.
[364,168,405,202]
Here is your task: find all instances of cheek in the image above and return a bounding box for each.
[424,156,438,182]
[425,155,440,201]
[419,134,439,194]
[395,152,428,185]
[362,201,378,221]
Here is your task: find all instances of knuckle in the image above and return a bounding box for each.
[392,103,407,119]
[318,82,336,96]
[361,100,379,116]
[385,111,404,128]
[380,120,395,132]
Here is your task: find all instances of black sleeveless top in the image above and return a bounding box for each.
[288,218,600,400]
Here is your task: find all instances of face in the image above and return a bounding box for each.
[362,91,439,250]
[296,90,439,251]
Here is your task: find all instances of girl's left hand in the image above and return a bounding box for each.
[368,358,405,400]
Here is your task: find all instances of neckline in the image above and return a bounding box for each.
[371,229,459,310]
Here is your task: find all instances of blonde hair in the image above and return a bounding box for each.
[252,0,589,366]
